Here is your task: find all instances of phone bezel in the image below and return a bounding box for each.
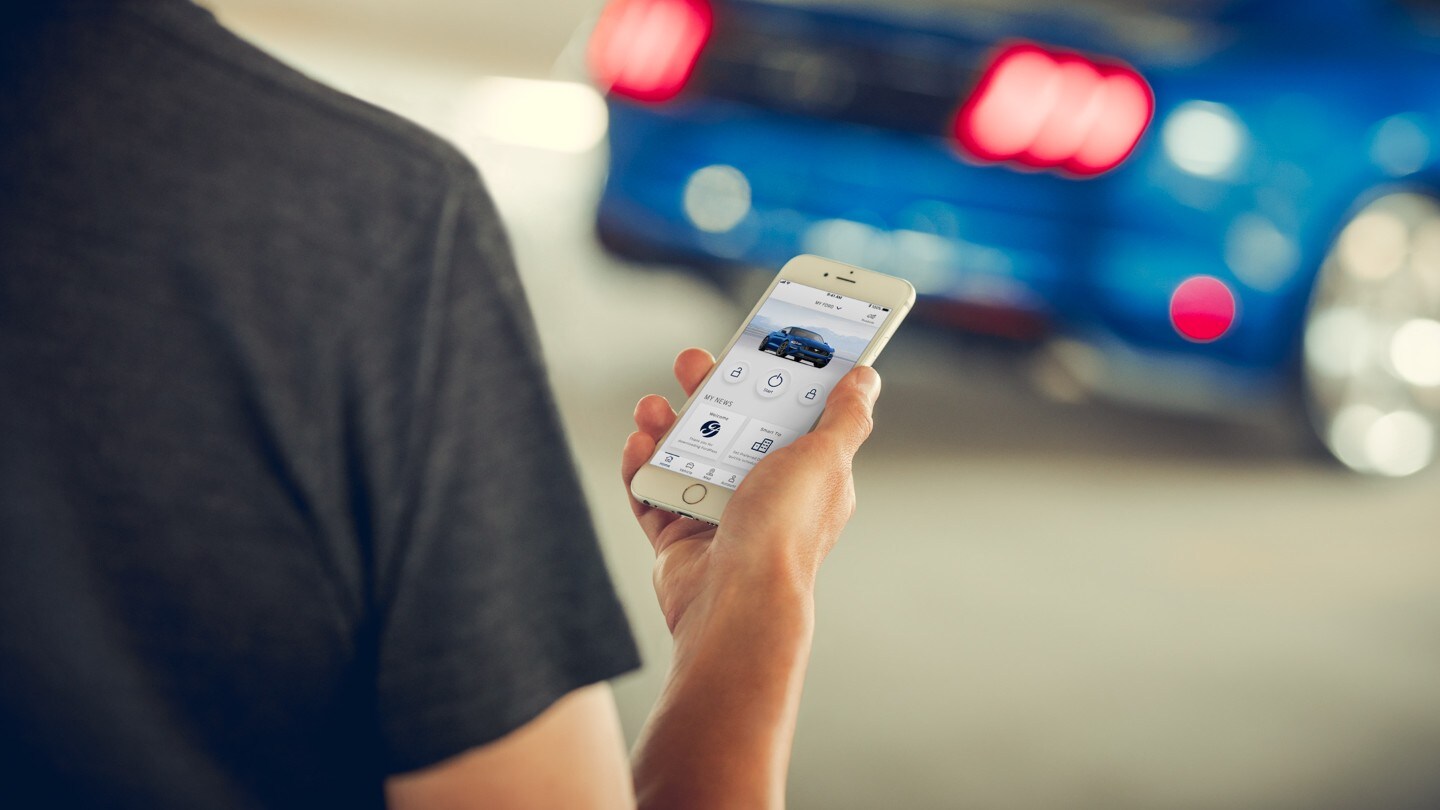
[629,254,916,524]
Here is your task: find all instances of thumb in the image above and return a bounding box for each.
[812,366,881,456]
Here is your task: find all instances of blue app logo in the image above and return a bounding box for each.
[699,420,722,438]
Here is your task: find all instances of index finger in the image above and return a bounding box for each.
[674,347,715,398]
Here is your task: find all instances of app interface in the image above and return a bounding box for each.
[650,280,889,490]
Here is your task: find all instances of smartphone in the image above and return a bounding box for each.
[630,254,915,524]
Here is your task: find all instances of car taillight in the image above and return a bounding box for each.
[953,42,1153,177]
[588,0,714,103]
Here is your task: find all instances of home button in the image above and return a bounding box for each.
[682,483,707,504]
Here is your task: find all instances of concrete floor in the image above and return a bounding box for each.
[207,6,1440,807]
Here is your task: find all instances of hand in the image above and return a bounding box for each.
[620,348,881,638]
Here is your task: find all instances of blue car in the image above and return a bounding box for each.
[760,326,835,367]
[587,0,1440,476]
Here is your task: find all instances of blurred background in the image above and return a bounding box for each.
[206,0,1439,807]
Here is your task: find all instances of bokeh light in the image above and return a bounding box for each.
[1162,101,1244,178]
[1369,113,1430,176]
[588,0,712,102]
[1170,275,1236,342]
[452,77,608,153]
[682,164,752,233]
[1224,213,1298,291]
[1366,410,1435,477]
[1389,318,1440,387]
[1304,306,1368,379]
[1339,208,1409,281]
[954,42,1151,176]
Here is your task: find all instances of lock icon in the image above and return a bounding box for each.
[729,366,742,378]
[797,382,825,407]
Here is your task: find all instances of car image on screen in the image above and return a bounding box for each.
[760,326,835,367]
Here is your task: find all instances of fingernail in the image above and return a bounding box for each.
[853,366,881,401]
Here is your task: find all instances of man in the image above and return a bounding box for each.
[0,1,881,806]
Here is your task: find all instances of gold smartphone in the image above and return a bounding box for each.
[630,255,915,524]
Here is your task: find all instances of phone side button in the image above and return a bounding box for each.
[682,483,707,504]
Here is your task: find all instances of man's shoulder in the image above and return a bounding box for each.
[87,0,499,279]
[126,0,477,188]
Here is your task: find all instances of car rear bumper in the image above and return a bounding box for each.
[597,98,1299,403]
[1034,333,1291,422]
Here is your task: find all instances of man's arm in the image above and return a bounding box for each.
[385,683,633,810]
[630,568,814,809]
[387,352,879,809]
[386,587,810,810]
[625,349,880,808]
[385,585,812,807]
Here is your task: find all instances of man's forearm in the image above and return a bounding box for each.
[631,575,815,810]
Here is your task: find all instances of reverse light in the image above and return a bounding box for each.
[954,42,1153,177]
[588,0,714,103]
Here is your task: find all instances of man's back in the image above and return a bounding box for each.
[0,3,639,806]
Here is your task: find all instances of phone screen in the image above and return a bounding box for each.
[649,279,890,490]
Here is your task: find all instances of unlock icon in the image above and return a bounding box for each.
[721,362,749,384]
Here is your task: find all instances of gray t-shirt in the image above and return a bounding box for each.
[0,2,640,806]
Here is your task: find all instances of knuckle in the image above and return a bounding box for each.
[850,406,875,440]
[796,432,842,461]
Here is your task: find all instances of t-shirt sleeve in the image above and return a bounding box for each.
[362,164,640,774]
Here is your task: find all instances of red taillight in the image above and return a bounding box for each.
[588,0,714,103]
[953,42,1153,177]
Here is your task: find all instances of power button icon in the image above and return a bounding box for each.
[756,369,789,398]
